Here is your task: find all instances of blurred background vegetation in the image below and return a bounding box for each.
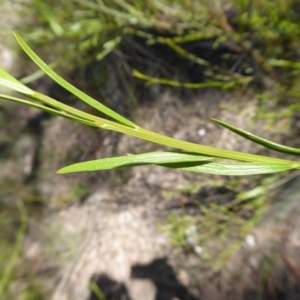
[1,0,300,299]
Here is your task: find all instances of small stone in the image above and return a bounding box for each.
[245,235,256,247]
[197,128,206,137]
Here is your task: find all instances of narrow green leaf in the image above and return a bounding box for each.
[57,151,212,173]
[0,94,97,127]
[96,36,121,60]
[112,124,299,165]
[0,201,27,295]
[0,68,33,95]
[13,31,136,128]
[28,90,102,123]
[132,69,233,89]
[171,161,295,176]
[211,118,300,156]
[237,186,266,200]
[0,67,100,124]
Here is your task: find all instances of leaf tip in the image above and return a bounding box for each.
[210,118,220,123]
[56,169,65,174]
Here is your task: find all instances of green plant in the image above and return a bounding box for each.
[0,203,26,292]
[0,201,29,298]
[21,0,300,93]
[159,174,282,269]
[0,32,300,176]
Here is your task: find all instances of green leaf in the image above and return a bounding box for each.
[0,66,101,125]
[2,33,300,175]
[57,151,212,173]
[0,68,33,95]
[0,93,97,127]
[171,161,295,176]
[211,118,300,156]
[57,150,296,176]
[96,36,122,60]
[13,31,136,128]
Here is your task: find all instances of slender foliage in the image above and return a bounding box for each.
[0,33,300,175]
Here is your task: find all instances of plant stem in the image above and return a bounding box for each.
[94,120,300,166]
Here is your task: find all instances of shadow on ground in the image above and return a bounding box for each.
[89,257,197,300]
[89,273,132,300]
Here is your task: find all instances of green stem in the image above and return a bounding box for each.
[94,120,300,165]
